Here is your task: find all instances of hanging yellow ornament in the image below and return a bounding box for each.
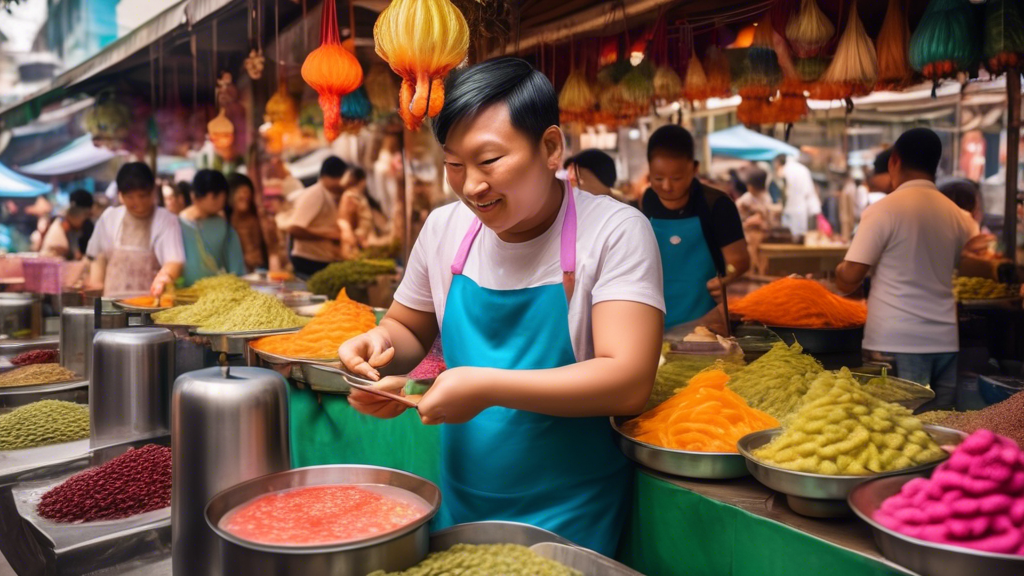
[373,0,469,131]
[207,108,235,160]
[263,84,301,155]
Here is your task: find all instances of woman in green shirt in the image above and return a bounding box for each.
[179,169,246,286]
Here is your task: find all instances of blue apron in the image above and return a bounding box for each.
[650,216,719,329]
[438,185,632,556]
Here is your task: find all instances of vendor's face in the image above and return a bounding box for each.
[442,102,563,235]
[120,189,156,220]
[232,185,253,213]
[649,153,697,207]
[194,191,226,218]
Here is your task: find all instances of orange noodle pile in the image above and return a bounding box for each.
[730,278,867,328]
[252,290,376,360]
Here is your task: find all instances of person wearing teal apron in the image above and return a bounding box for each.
[641,125,750,330]
[338,57,665,556]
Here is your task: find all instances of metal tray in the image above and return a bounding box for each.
[0,379,88,411]
[610,416,749,479]
[849,372,935,412]
[0,436,171,576]
[193,327,301,355]
[849,474,1024,576]
[112,300,171,313]
[532,542,643,576]
[0,335,59,356]
[0,440,91,480]
[737,426,966,517]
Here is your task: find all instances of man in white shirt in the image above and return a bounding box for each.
[834,129,991,411]
[773,154,821,239]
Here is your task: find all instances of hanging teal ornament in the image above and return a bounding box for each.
[341,87,371,121]
[909,0,980,86]
[983,0,1024,76]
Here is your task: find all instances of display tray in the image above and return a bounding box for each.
[0,379,88,411]
[112,300,171,313]
[0,439,91,480]
[765,324,864,355]
[849,474,1023,576]
[251,347,336,365]
[958,296,1022,310]
[849,372,935,412]
[0,436,171,576]
[610,416,749,480]
[0,335,59,356]
[192,327,302,356]
[737,426,966,518]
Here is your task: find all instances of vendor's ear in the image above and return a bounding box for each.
[542,125,565,171]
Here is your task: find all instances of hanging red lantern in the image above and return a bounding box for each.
[301,0,364,142]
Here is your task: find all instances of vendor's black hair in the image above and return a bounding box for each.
[173,182,193,208]
[564,149,616,188]
[345,167,367,183]
[227,173,254,193]
[68,189,94,209]
[647,125,695,162]
[432,57,559,146]
[746,168,768,191]
[892,128,942,178]
[192,169,229,198]
[116,162,155,194]
[320,156,348,179]
[938,178,981,213]
[774,154,789,167]
[873,148,892,175]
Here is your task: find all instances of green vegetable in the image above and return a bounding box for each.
[367,543,580,576]
[402,380,432,397]
[0,400,90,450]
[726,342,824,421]
[307,259,396,297]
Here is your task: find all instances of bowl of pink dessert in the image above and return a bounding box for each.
[848,430,1024,576]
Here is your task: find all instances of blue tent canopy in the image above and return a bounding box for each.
[18,135,118,177]
[709,125,800,161]
[0,161,50,198]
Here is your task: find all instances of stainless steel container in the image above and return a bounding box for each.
[173,366,290,576]
[59,305,128,380]
[206,465,439,576]
[90,327,175,448]
[0,293,42,340]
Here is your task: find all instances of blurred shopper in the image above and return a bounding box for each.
[40,190,94,260]
[736,169,775,275]
[178,170,245,286]
[337,167,375,260]
[287,156,346,278]
[773,154,821,238]
[228,173,273,272]
[162,182,192,215]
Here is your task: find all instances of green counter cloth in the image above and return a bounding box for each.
[287,384,440,485]
[618,471,906,576]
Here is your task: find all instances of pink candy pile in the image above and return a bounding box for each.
[874,429,1024,555]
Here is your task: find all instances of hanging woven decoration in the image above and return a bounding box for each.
[737,14,782,99]
[263,84,301,155]
[704,46,733,98]
[737,98,770,125]
[795,57,829,83]
[983,0,1024,76]
[364,63,400,120]
[83,91,132,151]
[559,69,597,124]
[619,60,655,112]
[785,0,834,58]
[875,0,912,90]
[373,0,469,131]
[683,54,711,102]
[812,1,877,101]
[207,109,235,160]
[909,0,979,84]
[302,0,364,142]
[653,66,683,103]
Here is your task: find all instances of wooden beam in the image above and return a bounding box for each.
[1005,71,1021,265]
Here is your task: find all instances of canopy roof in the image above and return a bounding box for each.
[0,161,50,198]
[709,125,800,161]
[17,135,120,176]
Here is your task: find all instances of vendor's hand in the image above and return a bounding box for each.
[706,277,725,304]
[416,367,491,426]
[963,233,997,259]
[338,327,396,381]
[347,376,407,419]
[150,273,171,297]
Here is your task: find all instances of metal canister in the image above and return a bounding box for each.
[171,365,290,576]
[0,293,42,340]
[59,306,128,380]
[90,327,175,447]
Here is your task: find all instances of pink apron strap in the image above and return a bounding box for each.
[450,182,578,302]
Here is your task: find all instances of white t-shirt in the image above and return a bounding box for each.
[86,206,186,265]
[394,185,666,362]
[845,180,979,354]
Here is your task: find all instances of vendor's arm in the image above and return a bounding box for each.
[835,261,871,294]
[707,239,750,302]
[417,300,662,424]
[705,194,750,302]
[288,188,341,241]
[151,209,185,295]
[834,204,889,295]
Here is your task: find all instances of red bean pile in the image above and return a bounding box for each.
[37,444,171,523]
[10,349,58,366]
[934,392,1024,448]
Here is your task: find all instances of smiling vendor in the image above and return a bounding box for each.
[641,126,749,329]
[338,58,665,555]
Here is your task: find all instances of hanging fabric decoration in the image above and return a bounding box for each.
[84,91,132,151]
[364,63,400,120]
[653,65,683,103]
[983,0,1024,76]
[909,0,979,85]
[559,70,597,124]
[207,109,235,160]
[738,14,782,99]
[599,37,620,67]
[795,57,829,82]
[812,1,877,101]
[704,46,732,98]
[373,0,469,131]
[619,61,655,110]
[875,0,912,90]
[785,0,834,58]
[263,84,301,155]
[341,86,372,133]
[302,0,363,142]
[683,54,711,102]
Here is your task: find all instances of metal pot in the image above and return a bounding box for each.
[0,293,42,340]
[173,366,290,576]
[59,305,128,380]
[206,465,440,576]
[90,327,175,447]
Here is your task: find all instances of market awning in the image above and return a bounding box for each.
[709,125,800,161]
[17,135,120,177]
[0,161,51,197]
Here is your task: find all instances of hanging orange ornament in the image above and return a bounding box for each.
[207,108,235,160]
[302,0,364,142]
[683,55,711,102]
[373,0,469,131]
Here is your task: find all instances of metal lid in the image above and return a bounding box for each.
[62,305,125,317]
[93,326,175,346]
[176,365,287,385]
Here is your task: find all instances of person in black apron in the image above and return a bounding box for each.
[640,125,749,330]
[338,57,665,555]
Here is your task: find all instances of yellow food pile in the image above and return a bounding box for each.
[252,290,377,360]
[623,370,779,453]
[753,369,945,475]
[726,342,824,421]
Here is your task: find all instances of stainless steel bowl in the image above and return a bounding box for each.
[849,372,935,412]
[610,416,749,479]
[192,327,301,355]
[206,465,441,576]
[849,475,1024,576]
[737,426,966,517]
